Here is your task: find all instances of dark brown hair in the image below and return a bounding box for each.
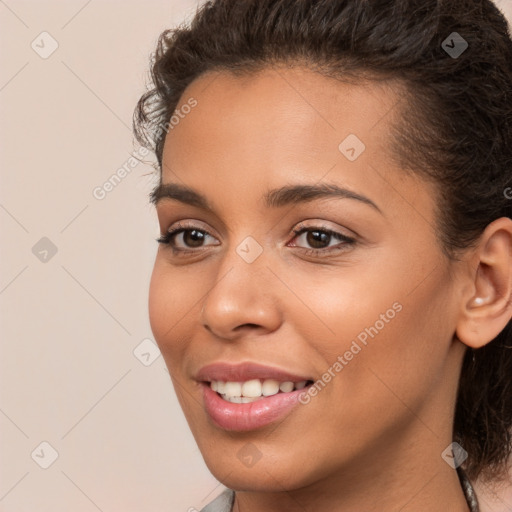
[133,0,512,483]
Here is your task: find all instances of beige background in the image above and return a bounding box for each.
[1,1,511,511]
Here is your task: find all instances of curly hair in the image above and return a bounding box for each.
[133,0,512,484]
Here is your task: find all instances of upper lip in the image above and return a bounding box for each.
[195,361,313,383]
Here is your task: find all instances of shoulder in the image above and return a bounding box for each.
[198,488,235,512]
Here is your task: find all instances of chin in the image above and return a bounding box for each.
[209,465,308,492]
[199,444,320,492]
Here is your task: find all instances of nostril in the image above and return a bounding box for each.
[235,323,261,330]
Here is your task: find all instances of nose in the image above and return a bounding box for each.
[200,249,282,341]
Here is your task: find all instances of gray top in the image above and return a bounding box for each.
[199,467,479,512]
[199,489,235,512]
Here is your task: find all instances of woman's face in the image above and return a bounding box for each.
[149,66,467,491]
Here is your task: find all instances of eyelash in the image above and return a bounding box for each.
[156,221,356,257]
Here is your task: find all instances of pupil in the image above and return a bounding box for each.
[185,230,204,247]
[308,230,329,249]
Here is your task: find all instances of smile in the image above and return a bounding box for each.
[209,378,312,403]
[196,361,315,431]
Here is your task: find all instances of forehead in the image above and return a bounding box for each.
[164,65,402,159]
[160,66,429,219]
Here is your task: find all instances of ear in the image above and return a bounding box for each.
[455,217,512,349]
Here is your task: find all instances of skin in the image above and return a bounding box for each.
[148,66,512,512]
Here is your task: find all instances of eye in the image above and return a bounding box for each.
[156,221,218,253]
[288,222,356,256]
[156,221,356,257]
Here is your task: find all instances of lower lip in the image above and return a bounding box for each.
[201,382,310,431]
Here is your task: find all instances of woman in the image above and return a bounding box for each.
[133,1,512,510]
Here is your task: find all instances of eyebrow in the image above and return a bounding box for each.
[150,182,383,215]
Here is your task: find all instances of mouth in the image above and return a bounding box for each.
[199,377,315,431]
[195,361,316,431]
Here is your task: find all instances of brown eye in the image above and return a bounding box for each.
[289,224,356,256]
[156,222,218,251]
[176,228,207,248]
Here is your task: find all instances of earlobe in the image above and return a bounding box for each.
[455,217,512,349]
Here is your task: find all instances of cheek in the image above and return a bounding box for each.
[148,259,193,364]
[294,263,405,360]
[148,262,169,345]
[333,277,453,425]
[300,252,454,414]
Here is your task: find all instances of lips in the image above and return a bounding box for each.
[201,383,311,431]
[195,361,313,383]
[195,361,315,431]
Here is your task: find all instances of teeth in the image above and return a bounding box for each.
[241,379,262,397]
[209,378,310,402]
[222,396,261,404]
[279,381,294,393]
[262,379,280,396]
[224,381,242,396]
